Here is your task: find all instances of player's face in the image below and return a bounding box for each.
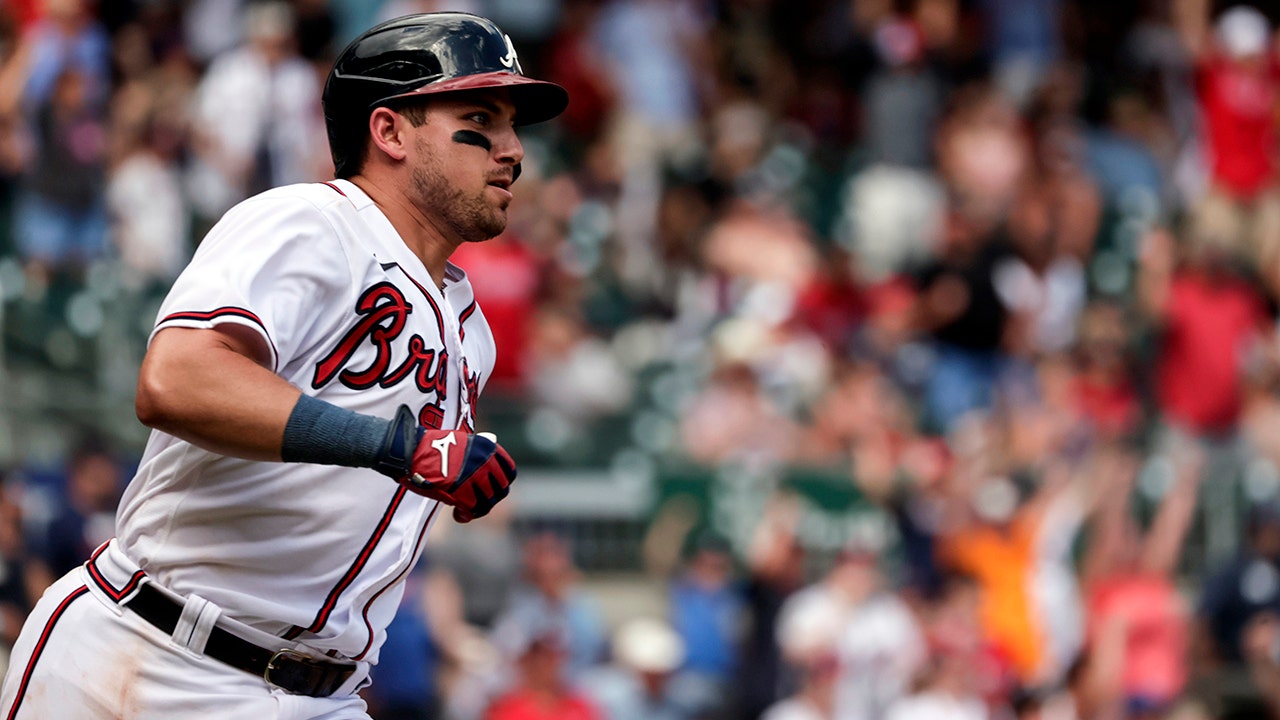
[403,90,524,244]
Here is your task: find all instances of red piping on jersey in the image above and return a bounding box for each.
[85,543,146,602]
[159,307,280,371]
[386,263,457,423]
[322,181,347,198]
[286,486,410,640]
[383,262,446,334]
[354,502,441,661]
[5,585,89,720]
[387,264,474,353]
[457,301,476,341]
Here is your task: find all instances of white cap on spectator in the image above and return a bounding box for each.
[776,591,842,662]
[972,475,1019,524]
[614,618,685,674]
[1215,6,1271,59]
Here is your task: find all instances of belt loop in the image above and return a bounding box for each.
[171,592,221,656]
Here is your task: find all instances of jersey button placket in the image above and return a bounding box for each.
[436,286,470,430]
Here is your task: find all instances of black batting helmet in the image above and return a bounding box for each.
[323,13,569,178]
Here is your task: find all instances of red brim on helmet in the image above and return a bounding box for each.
[379,71,569,126]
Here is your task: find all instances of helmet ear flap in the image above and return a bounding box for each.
[324,104,374,179]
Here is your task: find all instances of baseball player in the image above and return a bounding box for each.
[0,13,566,719]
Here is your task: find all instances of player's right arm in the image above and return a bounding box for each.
[138,193,514,520]
[136,322,514,521]
[135,324,301,462]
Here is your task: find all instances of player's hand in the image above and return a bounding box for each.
[403,429,516,522]
[374,406,517,522]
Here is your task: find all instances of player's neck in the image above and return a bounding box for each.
[347,174,457,289]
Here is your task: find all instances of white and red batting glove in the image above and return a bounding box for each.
[376,407,516,522]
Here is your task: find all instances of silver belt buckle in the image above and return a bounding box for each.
[264,648,309,687]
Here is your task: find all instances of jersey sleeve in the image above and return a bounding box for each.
[152,193,354,372]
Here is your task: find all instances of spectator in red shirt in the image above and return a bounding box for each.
[1080,447,1200,716]
[1178,1,1280,297]
[790,246,867,357]
[484,630,602,720]
[451,234,543,395]
[541,0,616,150]
[1139,226,1275,564]
[1139,228,1272,438]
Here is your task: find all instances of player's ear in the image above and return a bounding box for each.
[367,107,410,164]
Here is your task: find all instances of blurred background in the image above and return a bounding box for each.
[1,0,1280,718]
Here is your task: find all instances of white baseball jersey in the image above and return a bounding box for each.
[114,178,495,664]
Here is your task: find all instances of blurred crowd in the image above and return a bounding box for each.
[1,0,1280,719]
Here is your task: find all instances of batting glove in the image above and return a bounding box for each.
[375,406,516,522]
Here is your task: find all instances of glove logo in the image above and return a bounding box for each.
[430,433,456,471]
[401,430,518,523]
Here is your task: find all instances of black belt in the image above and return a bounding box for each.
[123,583,355,697]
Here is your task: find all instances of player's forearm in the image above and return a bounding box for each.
[138,343,394,469]
[136,329,299,460]
[138,329,514,522]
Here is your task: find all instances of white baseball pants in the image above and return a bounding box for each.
[0,562,371,719]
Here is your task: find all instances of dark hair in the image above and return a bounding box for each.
[397,103,429,128]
